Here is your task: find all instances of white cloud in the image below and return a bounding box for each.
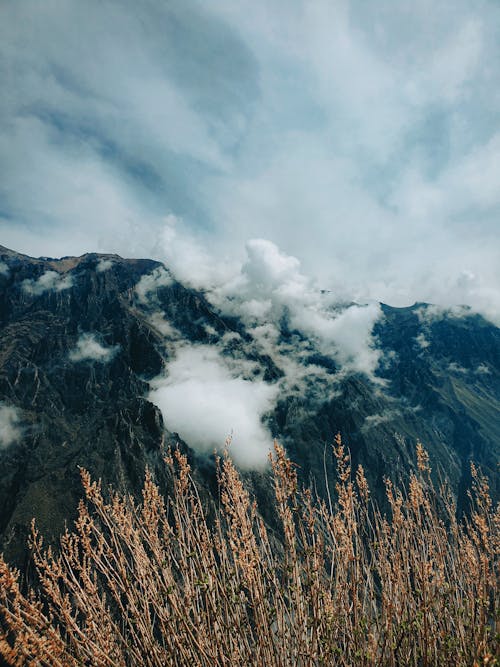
[69,333,119,363]
[242,238,306,294]
[135,267,173,304]
[295,302,382,377]
[148,345,277,467]
[0,261,9,276]
[0,403,22,448]
[96,258,113,273]
[22,270,73,296]
[148,312,180,339]
[1,1,500,324]
[213,239,383,379]
[415,303,473,324]
[151,215,238,289]
[416,296,500,333]
[204,324,218,337]
[415,333,430,349]
[448,362,468,374]
[243,322,337,399]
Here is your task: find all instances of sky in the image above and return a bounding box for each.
[1,0,500,318]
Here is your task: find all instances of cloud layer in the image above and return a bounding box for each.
[1,1,500,321]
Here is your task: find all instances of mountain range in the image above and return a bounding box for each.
[0,244,499,570]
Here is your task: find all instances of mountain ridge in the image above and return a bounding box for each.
[0,245,498,570]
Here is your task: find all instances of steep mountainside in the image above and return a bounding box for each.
[0,246,499,569]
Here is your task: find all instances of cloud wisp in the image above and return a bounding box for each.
[0,403,22,449]
[69,334,119,363]
[96,258,114,273]
[22,271,73,296]
[135,267,174,305]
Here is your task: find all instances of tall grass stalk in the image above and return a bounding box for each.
[0,439,498,666]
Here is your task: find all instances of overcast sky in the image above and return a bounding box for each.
[1,0,499,316]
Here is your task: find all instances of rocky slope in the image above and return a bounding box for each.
[0,245,498,569]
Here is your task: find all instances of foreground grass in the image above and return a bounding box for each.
[0,437,498,666]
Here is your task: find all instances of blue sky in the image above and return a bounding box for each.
[1,0,499,318]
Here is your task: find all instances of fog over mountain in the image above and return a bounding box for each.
[1,0,500,322]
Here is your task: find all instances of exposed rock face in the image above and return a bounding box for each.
[0,246,498,569]
[0,247,226,568]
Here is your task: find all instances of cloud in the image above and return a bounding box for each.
[0,261,9,276]
[96,258,113,273]
[242,239,305,294]
[148,345,277,467]
[1,1,500,323]
[22,270,73,296]
[448,362,468,374]
[200,1,500,322]
[415,301,500,338]
[361,409,401,433]
[151,215,238,289]
[213,239,383,379]
[0,403,22,448]
[415,303,473,324]
[148,312,181,339]
[0,0,255,258]
[135,267,173,304]
[298,302,382,377]
[415,333,430,349]
[69,333,119,363]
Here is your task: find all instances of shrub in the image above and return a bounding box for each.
[0,438,498,666]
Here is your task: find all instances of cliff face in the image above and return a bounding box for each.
[0,246,499,568]
[0,247,228,568]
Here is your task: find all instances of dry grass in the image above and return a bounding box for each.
[0,437,498,666]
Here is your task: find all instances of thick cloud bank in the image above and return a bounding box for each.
[148,346,277,467]
[0,403,22,448]
[69,334,119,363]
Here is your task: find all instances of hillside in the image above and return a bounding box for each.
[0,245,499,568]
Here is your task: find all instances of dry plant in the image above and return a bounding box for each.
[0,437,498,666]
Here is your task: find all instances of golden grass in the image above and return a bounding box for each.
[0,437,498,666]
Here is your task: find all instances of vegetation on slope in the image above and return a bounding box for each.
[0,438,498,666]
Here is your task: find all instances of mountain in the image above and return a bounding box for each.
[0,246,499,570]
